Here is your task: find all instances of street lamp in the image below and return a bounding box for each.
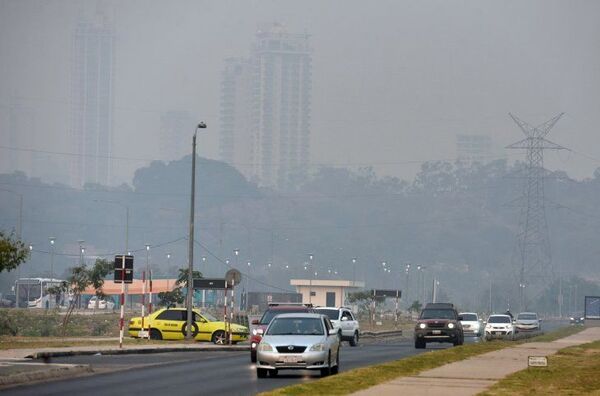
[49,237,56,280]
[186,121,207,340]
[351,257,357,284]
[308,254,314,304]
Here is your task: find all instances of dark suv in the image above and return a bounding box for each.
[414,303,464,348]
[250,303,314,362]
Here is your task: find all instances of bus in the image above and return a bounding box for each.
[15,278,65,308]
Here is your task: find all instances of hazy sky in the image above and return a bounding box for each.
[1,0,599,186]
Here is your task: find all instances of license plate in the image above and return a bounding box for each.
[138,330,149,338]
[432,330,441,335]
[282,355,300,363]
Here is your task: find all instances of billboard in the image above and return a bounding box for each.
[584,296,600,320]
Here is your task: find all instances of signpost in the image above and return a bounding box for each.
[371,289,402,325]
[528,356,548,367]
[225,270,242,346]
[114,255,134,348]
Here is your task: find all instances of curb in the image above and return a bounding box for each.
[27,345,249,359]
[0,364,92,388]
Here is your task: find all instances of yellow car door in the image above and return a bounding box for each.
[194,312,212,341]
[154,309,186,340]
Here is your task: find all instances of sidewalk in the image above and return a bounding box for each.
[353,327,600,396]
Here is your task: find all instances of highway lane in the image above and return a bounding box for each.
[3,339,429,396]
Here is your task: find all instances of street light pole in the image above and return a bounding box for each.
[308,254,314,304]
[187,122,206,340]
[49,237,56,280]
[352,257,357,284]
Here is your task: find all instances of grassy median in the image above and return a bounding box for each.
[481,339,600,395]
[0,336,166,350]
[259,326,585,396]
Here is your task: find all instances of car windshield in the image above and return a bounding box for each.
[266,317,324,335]
[420,309,456,320]
[201,312,218,322]
[488,316,511,323]
[315,309,339,320]
[461,314,478,321]
[260,309,308,324]
[517,313,537,320]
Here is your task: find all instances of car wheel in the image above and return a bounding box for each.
[150,329,162,340]
[320,353,331,377]
[250,350,257,363]
[256,368,267,378]
[349,331,359,347]
[212,330,227,345]
[331,348,340,375]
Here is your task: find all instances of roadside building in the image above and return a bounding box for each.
[290,279,365,307]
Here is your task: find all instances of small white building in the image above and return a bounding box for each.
[290,279,365,307]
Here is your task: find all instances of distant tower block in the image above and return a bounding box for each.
[506,113,565,310]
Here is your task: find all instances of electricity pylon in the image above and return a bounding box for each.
[506,113,565,310]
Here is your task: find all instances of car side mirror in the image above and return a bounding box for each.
[341,317,348,321]
[251,319,260,325]
[329,329,337,336]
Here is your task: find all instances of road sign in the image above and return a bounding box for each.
[193,278,227,290]
[584,296,600,320]
[225,269,242,286]
[114,255,133,284]
[372,289,402,298]
[528,356,548,367]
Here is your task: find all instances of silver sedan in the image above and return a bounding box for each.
[256,313,341,378]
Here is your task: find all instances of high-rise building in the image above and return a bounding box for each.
[69,8,115,187]
[6,101,35,176]
[219,24,312,189]
[159,111,195,162]
[456,134,493,165]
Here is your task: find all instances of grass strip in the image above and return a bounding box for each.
[481,339,600,395]
[259,326,585,396]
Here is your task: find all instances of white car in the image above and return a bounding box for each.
[484,314,515,339]
[315,306,360,346]
[459,312,482,337]
[87,296,115,310]
[515,312,541,332]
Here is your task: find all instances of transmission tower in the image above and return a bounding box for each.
[506,113,565,310]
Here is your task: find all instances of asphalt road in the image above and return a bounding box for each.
[3,320,567,396]
[3,338,432,396]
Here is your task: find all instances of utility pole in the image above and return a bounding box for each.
[507,113,565,301]
[186,122,206,340]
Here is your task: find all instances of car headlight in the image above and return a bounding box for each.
[580,317,585,321]
[257,342,273,352]
[570,317,574,320]
[418,323,426,329]
[448,323,455,329]
[310,343,326,351]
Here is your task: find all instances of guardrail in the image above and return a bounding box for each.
[360,329,403,338]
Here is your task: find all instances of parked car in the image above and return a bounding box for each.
[250,303,315,363]
[256,313,340,378]
[414,303,464,348]
[484,314,515,340]
[459,312,482,337]
[315,306,360,346]
[128,307,248,344]
[514,312,541,332]
[87,296,115,310]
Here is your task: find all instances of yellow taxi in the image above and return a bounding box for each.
[128,307,248,344]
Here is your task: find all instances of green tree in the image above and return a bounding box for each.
[157,288,185,308]
[176,268,203,286]
[408,300,422,313]
[0,231,29,273]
